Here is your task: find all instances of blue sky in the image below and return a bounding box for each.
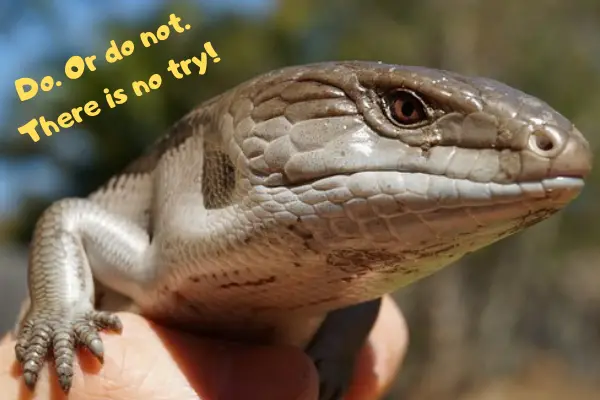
[0,0,274,216]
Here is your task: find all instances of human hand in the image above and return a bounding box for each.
[0,296,407,400]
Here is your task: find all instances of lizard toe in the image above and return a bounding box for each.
[76,311,122,360]
[74,318,105,360]
[15,319,53,390]
[90,310,123,332]
[14,325,32,363]
[52,325,76,392]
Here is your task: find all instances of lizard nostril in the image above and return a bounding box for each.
[528,127,563,157]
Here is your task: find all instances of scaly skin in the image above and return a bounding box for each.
[15,61,593,399]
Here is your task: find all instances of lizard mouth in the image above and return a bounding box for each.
[285,172,585,213]
[247,171,584,247]
[539,176,585,189]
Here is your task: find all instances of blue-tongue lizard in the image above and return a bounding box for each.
[14,61,593,400]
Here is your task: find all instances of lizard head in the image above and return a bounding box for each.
[206,61,592,301]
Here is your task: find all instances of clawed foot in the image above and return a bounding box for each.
[15,309,122,392]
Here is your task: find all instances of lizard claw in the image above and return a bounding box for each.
[15,309,122,393]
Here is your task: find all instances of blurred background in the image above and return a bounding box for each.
[1,0,600,398]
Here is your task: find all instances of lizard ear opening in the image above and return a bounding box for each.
[202,140,236,209]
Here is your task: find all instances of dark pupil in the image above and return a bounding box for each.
[401,101,415,118]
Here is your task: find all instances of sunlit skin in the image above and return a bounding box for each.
[0,296,406,400]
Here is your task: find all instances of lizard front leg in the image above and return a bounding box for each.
[15,198,151,392]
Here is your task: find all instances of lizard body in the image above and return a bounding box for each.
[14,61,592,399]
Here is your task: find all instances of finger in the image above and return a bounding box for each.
[345,295,408,400]
[1,313,318,400]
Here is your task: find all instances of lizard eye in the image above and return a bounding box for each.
[385,90,429,126]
